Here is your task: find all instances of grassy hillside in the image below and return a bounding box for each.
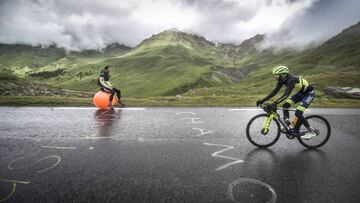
[182,22,360,106]
[19,30,246,98]
[0,22,359,107]
[299,21,360,68]
[0,44,66,75]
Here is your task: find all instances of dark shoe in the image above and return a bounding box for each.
[118,101,125,108]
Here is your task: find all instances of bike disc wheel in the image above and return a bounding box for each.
[246,114,281,148]
[298,115,331,149]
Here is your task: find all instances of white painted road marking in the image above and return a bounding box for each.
[180,118,203,124]
[192,128,214,136]
[229,108,311,111]
[203,143,244,171]
[227,178,277,203]
[52,107,146,110]
[84,136,111,140]
[229,109,262,111]
[41,146,76,149]
[176,112,197,115]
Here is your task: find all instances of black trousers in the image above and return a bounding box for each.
[100,86,121,103]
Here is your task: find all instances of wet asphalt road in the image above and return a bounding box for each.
[0,107,360,203]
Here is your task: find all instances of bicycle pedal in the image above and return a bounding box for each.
[285,134,295,139]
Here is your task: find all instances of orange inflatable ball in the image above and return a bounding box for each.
[93,91,117,109]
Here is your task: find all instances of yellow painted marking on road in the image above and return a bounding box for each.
[0,182,16,202]
[0,179,30,202]
[36,155,61,173]
[8,156,26,170]
[0,179,30,184]
[8,155,61,173]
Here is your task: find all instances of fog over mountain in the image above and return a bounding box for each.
[0,0,359,51]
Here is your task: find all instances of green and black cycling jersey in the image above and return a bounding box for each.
[263,74,313,105]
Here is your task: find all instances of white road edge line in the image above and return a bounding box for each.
[229,108,311,111]
[41,146,77,149]
[52,107,146,110]
[229,109,261,111]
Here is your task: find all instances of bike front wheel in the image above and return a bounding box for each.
[246,114,281,148]
[298,115,331,149]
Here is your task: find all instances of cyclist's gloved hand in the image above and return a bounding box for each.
[256,100,264,107]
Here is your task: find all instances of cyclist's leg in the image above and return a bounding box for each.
[294,90,315,131]
[283,99,293,119]
[284,93,302,119]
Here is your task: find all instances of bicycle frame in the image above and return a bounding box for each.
[247,106,331,148]
[261,110,283,134]
[260,105,307,136]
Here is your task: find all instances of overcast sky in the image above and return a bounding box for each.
[0,0,359,51]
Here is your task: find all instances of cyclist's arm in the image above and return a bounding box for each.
[273,81,295,105]
[262,82,282,102]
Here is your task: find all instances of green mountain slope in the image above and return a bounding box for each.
[0,44,66,74]
[0,21,359,106]
[300,21,360,68]
[22,30,246,97]
[185,21,360,102]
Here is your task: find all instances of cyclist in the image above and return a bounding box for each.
[98,65,124,109]
[256,65,316,140]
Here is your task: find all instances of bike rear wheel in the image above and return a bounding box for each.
[246,114,281,148]
[298,115,331,149]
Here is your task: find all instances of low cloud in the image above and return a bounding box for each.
[0,0,359,51]
[261,0,360,50]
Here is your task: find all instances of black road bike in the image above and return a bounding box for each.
[246,103,331,149]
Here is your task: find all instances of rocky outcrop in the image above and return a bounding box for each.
[210,66,247,83]
[323,86,360,99]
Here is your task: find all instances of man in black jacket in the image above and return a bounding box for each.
[98,65,124,109]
